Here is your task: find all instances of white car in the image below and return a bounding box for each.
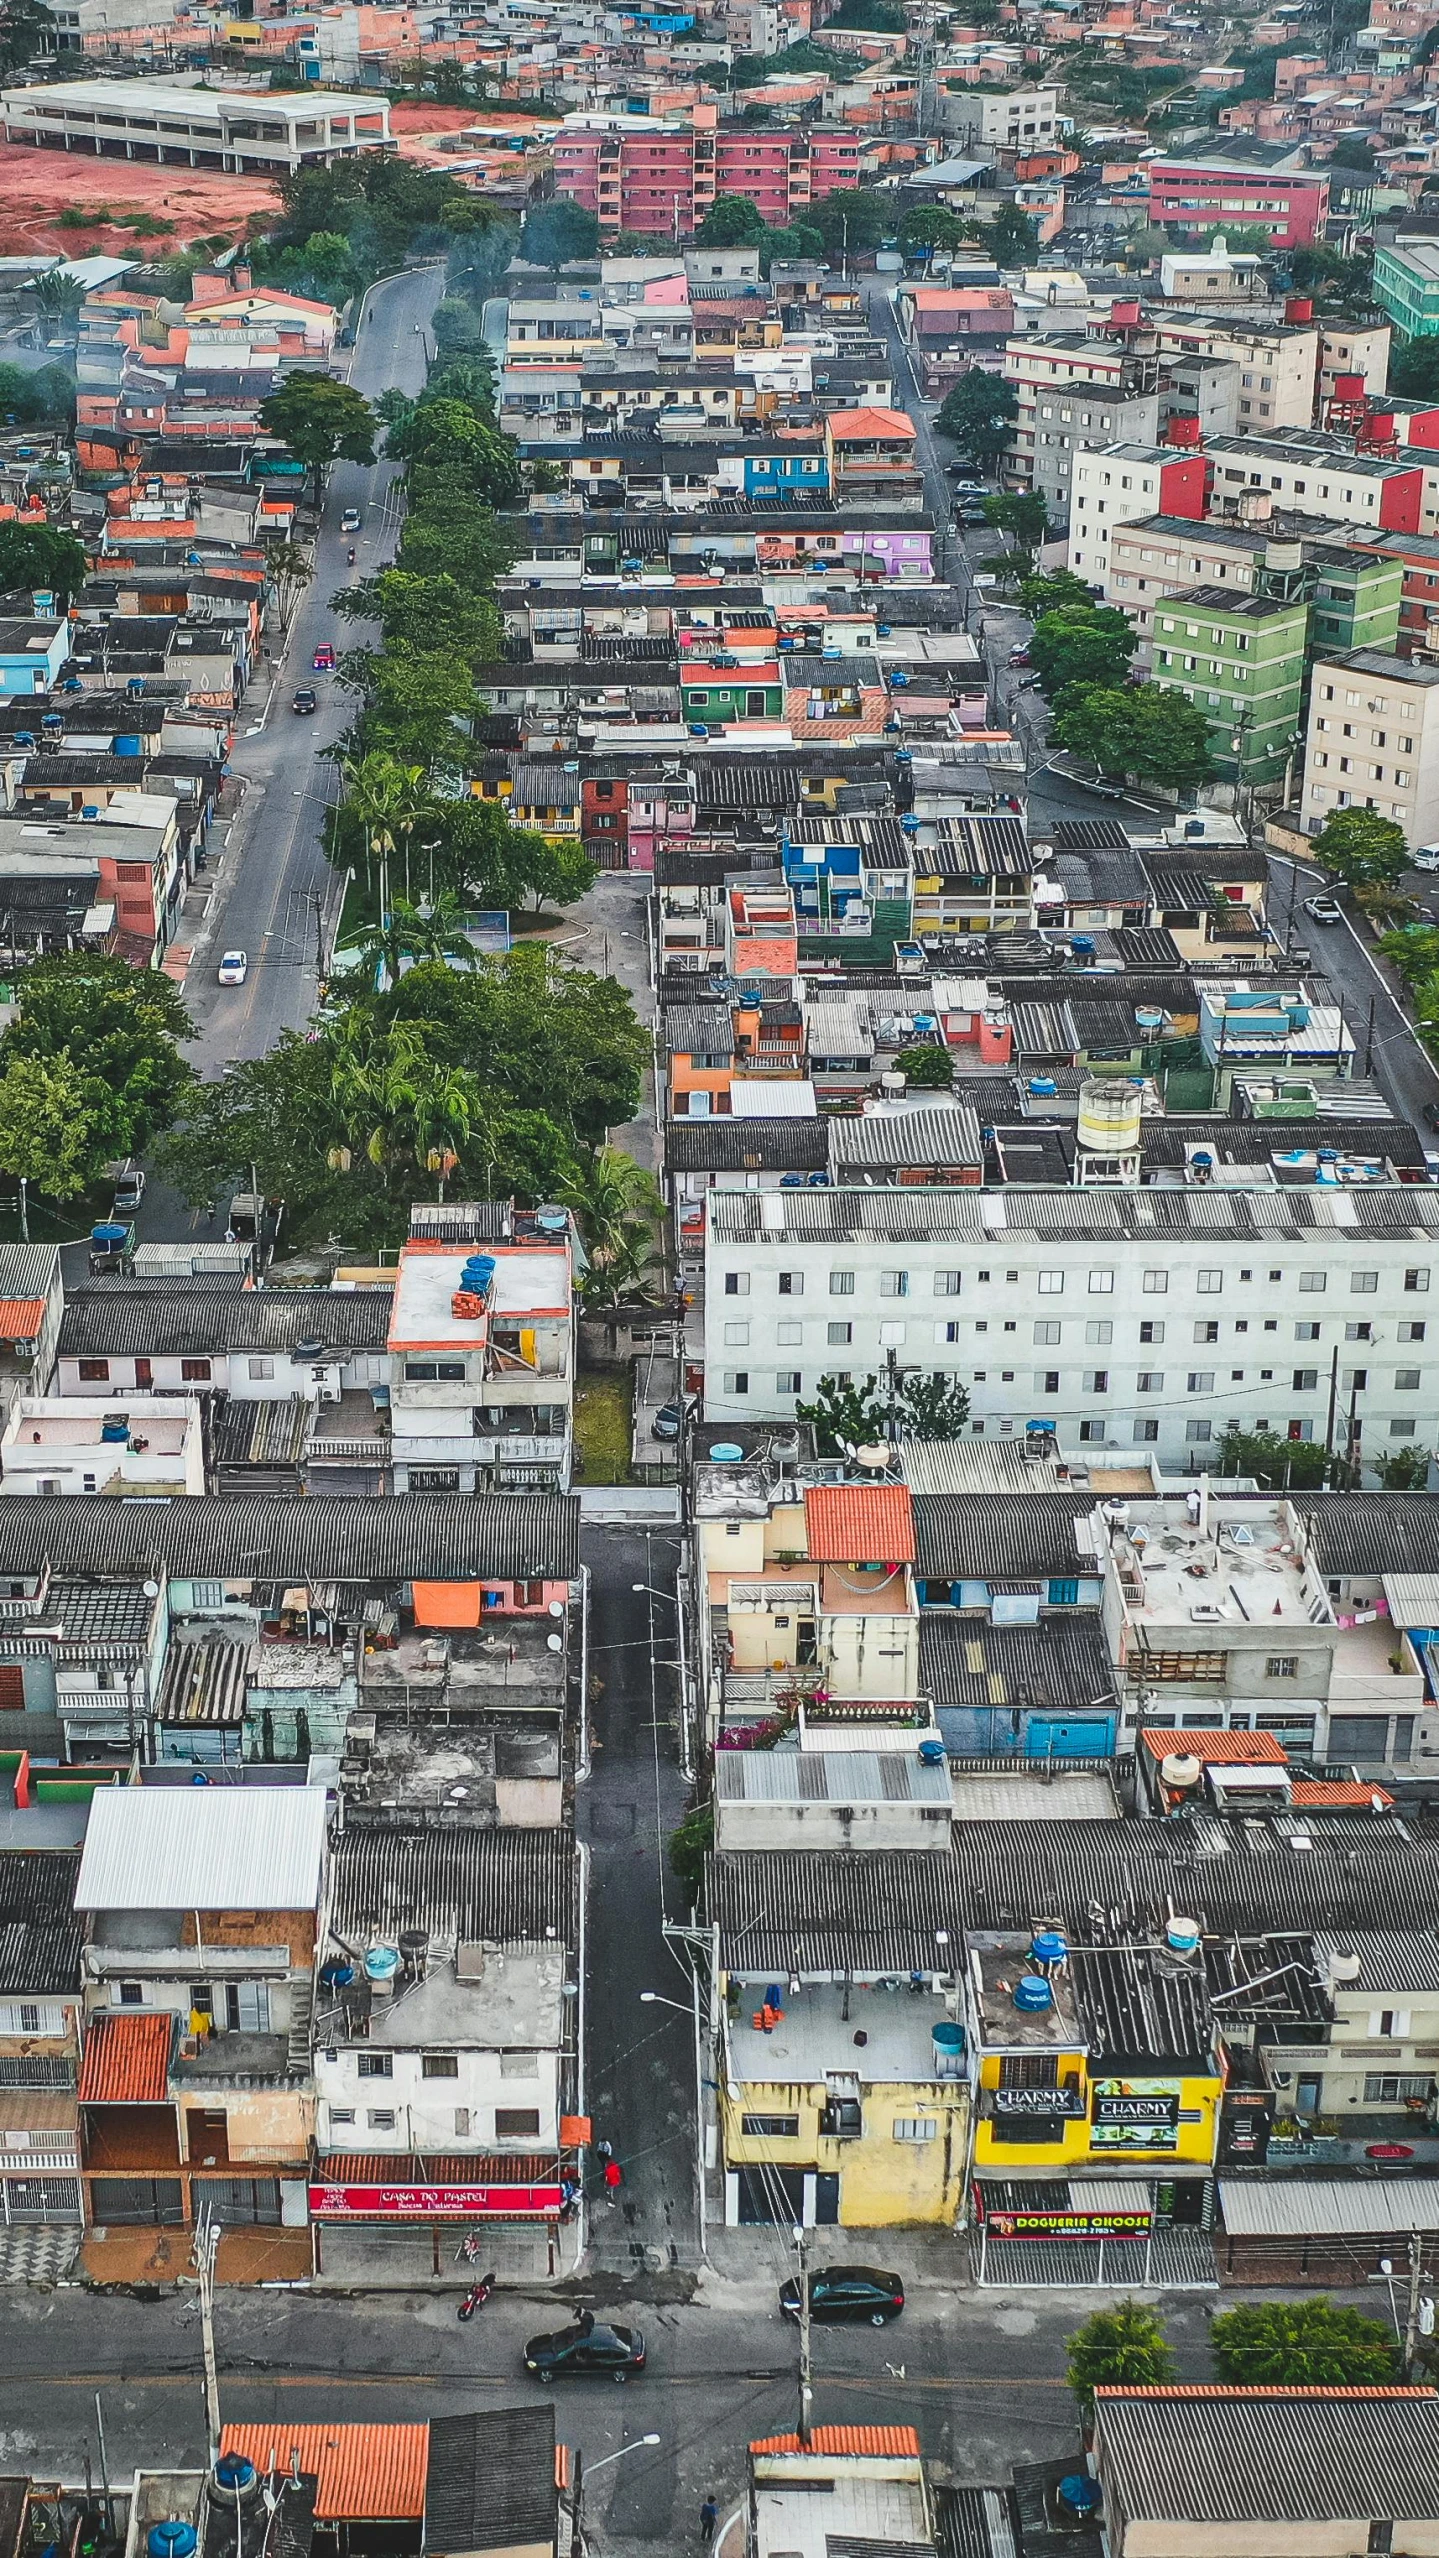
[1412,845,1439,872]
[341,508,361,533]
[1303,894,1343,925]
[217,950,248,985]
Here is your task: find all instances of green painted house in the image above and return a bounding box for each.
[1310,547,1404,656]
[1374,241,1439,342]
[680,663,784,724]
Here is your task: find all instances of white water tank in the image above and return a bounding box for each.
[1078,1077,1143,1154]
[1158,1753,1203,1793]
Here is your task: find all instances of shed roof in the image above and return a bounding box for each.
[76,1785,326,1913]
[0,1492,578,1584]
[78,2009,171,2102]
[0,1847,83,1996]
[218,2427,429,2524]
[804,1482,916,1563]
[424,2409,556,2558]
[1092,2386,1439,2524]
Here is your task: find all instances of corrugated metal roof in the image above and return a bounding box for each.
[0,1848,83,1996]
[921,1613,1115,1715]
[830,1104,983,1171]
[0,1493,578,1584]
[425,2409,556,2557]
[665,1119,829,1171]
[331,1826,578,1948]
[1092,2387,1439,2524]
[219,2426,429,2523]
[912,1494,1096,1582]
[900,1440,1059,1496]
[1300,1497,1439,1580]
[1311,1931,1439,1993]
[750,2428,922,2457]
[714,1750,951,1804]
[78,2009,172,2103]
[1382,1571,1439,1628]
[60,1286,390,1359]
[76,1786,326,1914]
[804,1483,916,1563]
[156,1631,252,1727]
[949,1771,1120,1821]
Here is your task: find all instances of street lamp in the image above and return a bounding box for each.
[572,2436,661,2557]
[639,1990,690,2014]
[632,1582,675,1599]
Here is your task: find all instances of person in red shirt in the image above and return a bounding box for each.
[603,2156,624,2208]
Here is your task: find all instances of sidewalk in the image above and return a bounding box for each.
[82,2225,312,2287]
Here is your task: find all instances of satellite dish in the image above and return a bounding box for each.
[548,1600,565,1618]
[546,1633,563,1653]
[143,1578,160,1598]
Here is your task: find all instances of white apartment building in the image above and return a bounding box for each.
[1301,646,1439,846]
[1107,511,1276,647]
[1318,320,1390,413]
[1002,330,1147,489]
[1029,381,1159,522]
[702,1184,1439,1472]
[943,84,1060,151]
[1205,431,1437,537]
[0,80,389,172]
[387,1237,575,1494]
[1068,443,1199,588]
[1149,314,1320,431]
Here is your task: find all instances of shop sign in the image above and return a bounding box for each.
[1091,2078,1181,2150]
[991,2084,1085,2116]
[308,2181,563,2219]
[984,2203,1150,2240]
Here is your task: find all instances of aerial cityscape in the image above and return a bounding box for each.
[8,0,1439,2548]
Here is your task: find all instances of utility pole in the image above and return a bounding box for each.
[794,2225,813,2445]
[1404,2229,1433,2377]
[191,2210,221,2461]
[1324,1340,1340,1477]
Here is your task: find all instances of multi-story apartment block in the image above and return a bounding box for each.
[1151,586,1308,786]
[1301,644,1439,844]
[1108,513,1405,660]
[1002,329,1160,492]
[942,84,1061,152]
[1067,438,1208,588]
[1206,431,1429,536]
[1146,155,1330,248]
[550,111,862,237]
[1147,311,1321,432]
[386,1232,576,1494]
[1374,240,1439,342]
[701,1180,1439,1471]
[1028,380,1161,523]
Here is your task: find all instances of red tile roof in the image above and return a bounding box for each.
[750,2426,923,2455]
[826,407,916,441]
[0,1299,46,1340]
[1139,1728,1288,1765]
[804,1482,916,1564]
[78,2011,172,2104]
[1290,1778,1395,1808]
[219,2425,430,2521]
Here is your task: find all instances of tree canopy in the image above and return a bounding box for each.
[1217,1426,1330,1489]
[1313,807,1409,892]
[1210,2300,1398,2387]
[0,951,193,1201]
[0,520,88,605]
[520,200,602,272]
[1066,2302,1174,2417]
[259,374,376,494]
[938,371,1019,463]
[1053,683,1215,790]
[1030,603,1137,700]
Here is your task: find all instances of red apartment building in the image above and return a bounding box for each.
[551,114,862,236]
[1146,155,1330,247]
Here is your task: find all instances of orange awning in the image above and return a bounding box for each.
[412,1582,483,1629]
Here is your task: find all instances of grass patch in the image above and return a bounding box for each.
[573,1372,633,1484]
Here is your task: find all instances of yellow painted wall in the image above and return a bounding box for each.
[722,2076,969,2226]
[972,2053,1223,2173]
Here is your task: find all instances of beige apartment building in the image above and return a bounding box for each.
[1149,312,1321,430]
[1301,646,1439,847]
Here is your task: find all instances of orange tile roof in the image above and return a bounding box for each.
[1139,1728,1287,1765]
[826,407,917,441]
[1290,1777,1395,1808]
[804,1481,916,1564]
[0,1299,45,1340]
[78,2010,172,2104]
[750,2425,923,2455]
[219,2426,430,2521]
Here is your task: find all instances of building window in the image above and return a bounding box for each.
[1085,1321,1113,1347]
[723,1372,749,1395]
[778,1272,803,1296]
[1196,1270,1223,1294]
[1186,1419,1213,1443]
[422,2054,459,2079]
[357,2053,393,2079]
[1293,1368,1318,1392]
[742,2113,800,2138]
[1295,1323,1320,1342]
[1078,1418,1105,1443]
[1351,1272,1379,1295]
[1400,1323,1426,1343]
[1134,1420,1159,1443]
[1298,1272,1326,1293]
[1034,1321,1061,1346]
[777,1371,801,1395]
[78,1360,109,1383]
[248,1356,275,1380]
[830,1271,855,1296]
[1142,1271,1168,1294]
[880,1272,909,1298]
[1140,1320,1165,1345]
[1406,1268,1430,1293]
[1188,1371,1215,1393]
[1088,1270,1114,1295]
[1194,1322,1219,1344]
[1266,1656,1298,1679]
[181,1359,211,1382]
[1364,2074,1431,2104]
[496,2108,542,2139]
[893,2117,939,2142]
[117,1981,144,2006]
[828,1321,852,1345]
[723,1271,750,1297]
[934,1271,962,1297]
[1037,1271,1063,1295]
[1145,1649,1227,1681]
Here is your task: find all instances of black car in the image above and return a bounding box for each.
[778,2265,905,2326]
[292,686,318,715]
[524,2311,647,2381]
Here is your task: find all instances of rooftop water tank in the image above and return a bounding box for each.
[1058,2477,1100,2520]
[1077,1077,1143,1155]
[1328,1945,1361,1985]
[364,1943,401,1983]
[1285,293,1314,325]
[148,2530,196,2558]
[1159,1753,1203,1793]
[933,2019,965,2076]
[1031,1928,1067,1969]
[707,1441,744,1463]
[210,2457,259,2510]
[1013,1975,1053,2013]
[1166,1914,1202,1958]
[917,1736,947,1766]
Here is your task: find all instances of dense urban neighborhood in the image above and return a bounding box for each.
[15,0,1439,2547]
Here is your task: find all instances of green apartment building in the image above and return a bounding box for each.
[1310,546,1405,655]
[1374,241,1439,341]
[1153,587,1308,784]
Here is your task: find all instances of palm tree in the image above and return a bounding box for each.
[393,891,476,971]
[339,751,407,918]
[325,1012,428,1170]
[390,763,434,905]
[410,1063,485,1201]
[266,540,313,632]
[563,1147,665,1339]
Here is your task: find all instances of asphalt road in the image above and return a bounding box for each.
[183,262,444,1077]
[1268,851,1439,1128]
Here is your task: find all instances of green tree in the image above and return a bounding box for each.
[1018,569,1099,617]
[0,1052,105,1201]
[563,1146,665,1307]
[332,567,501,663]
[828,0,904,25]
[797,1373,886,1454]
[1376,1445,1432,1488]
[899,206,971,254]
[1210,2300,1398,2387]
[0,520,87,604]
[1392,339,1439,400]
[341,641,477,770]
[697,193,772,248]
[0,0,52,73]
[266,539,313,631]
[1217,1426,1330,1489]
[1053,683,1215,790]
[1030,603,1137,700]
[990,202,1039,265]
[1066,2302,1174,2418]
[0,950,193,1165]
[259,374,375,502]
[669,1799,714,1896]
[983,489,1049,568]
[1313,807,1409,893]
[938,370,1019,464]
[899,1372,972,1439]
[805,189,890,263]
[519,199,601,271]
[893,1045,954,1087]
[397,471,514,592]
[387,395,522,507]
[269,228,357,304]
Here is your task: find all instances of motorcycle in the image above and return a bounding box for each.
[347,546,356,565]
[457,2270,496,2321]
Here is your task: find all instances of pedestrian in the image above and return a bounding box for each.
[595,2137,614,2163]
[603,2156,623,2209]
[700,2495,718,2546]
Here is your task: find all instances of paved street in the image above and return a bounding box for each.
[184,262,444,1078]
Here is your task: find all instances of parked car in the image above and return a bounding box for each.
[312,643,337,673]
[111,1160,145,1215]
[1412,845,1439,871]
[524,2312,646,2381]
[291,686,318,716]
[779,2266,905,2327]
[651,1399,687,1441]
[1423,1100,1439,1132]
[217,950,248,986]
[1008,647,1031,669]
[340,507,361,533]
[1303,893,1343,924]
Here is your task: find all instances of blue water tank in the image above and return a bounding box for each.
[148,2526,197,2558]
[1031,1929,1067,1968]
[115,734,141,756]
[918,1737,946,1766]
[464,1254,496,1296]
[364,1944,400,1983]
[1013,1976,1053,2013]
[1059,2478,1100,2519]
